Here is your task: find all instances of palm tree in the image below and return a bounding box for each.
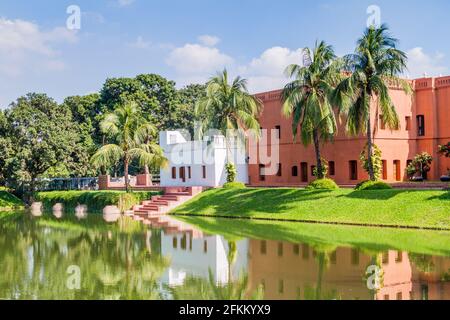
[282,41,342,179]
[333,24,410,181]
[195,69,262,169]
[91,101,167,192]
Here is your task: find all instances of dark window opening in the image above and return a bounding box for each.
[275,125,281,139]
[188,166,192,179]
[405,116,411,131]
[417,115,425,136]
[171,167,177,179]
[277,164,282,177]
[301,163,308,182]
[329,161,335,176]
[349,161,358,181]
[202,166,206,179]
[259,164,266,181]
[292,166,298,177]
[382,160,387,180]
[393,160,401,181]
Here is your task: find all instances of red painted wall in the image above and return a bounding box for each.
[249,76,450,186]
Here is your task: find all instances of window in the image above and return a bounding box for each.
[181,234,187,250]
[278,280,284,294]
[351,249,359,265]
[293,244,300,255]
[171,167,177,179]
[275,125,281,139]
[405,116,411,131]
[302,244,309,260]
[396,292,403,300]
[379,115,386,130]
[259,164,266,181]
[382,160,388,180]
[417,115,425,136]
[172,237,178,249]
[393,160,401,181]
[349,161,358,181]
[301,163,308,182]
[260,240,267,255]
[277,164,282,177]
[384,295,390,301]
[330,251,337,264]
[396,251,403,263]
[278,243,283,257]
[179,167,186,182]
[202,166,206,179]
[382,252,389,264]
[329,161,335,176]
[292,166,298,177]
[188,166,192,179]
[203,240,208,253]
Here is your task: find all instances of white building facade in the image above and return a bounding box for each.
[159,131,249,187]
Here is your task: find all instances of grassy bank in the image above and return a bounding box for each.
[0,190,24,211]
[177,217,450,257]
[35,190,160,213]
[171,188,450,230]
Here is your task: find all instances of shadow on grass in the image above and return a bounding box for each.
[177,188,336,216]
[427,191,450,201]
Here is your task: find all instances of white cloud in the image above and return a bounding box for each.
[0,18,78,76]
[128,36,151,49]
[198,35,220,47]
[166,43,233,75]
[117,0,135,7]
[240,47,304,93]
[406,47,448,78]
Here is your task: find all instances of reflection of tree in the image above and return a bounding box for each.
[409,254,435,273]
[168,270,264,300]
[0,213,170,300]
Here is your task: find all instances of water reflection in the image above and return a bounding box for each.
[75,205,88,220]
[30,202,43,217]
[0,212,448,300]
[103,206,121,223]
[52,203,64,219]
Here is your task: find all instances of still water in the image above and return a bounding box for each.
[0,211,449,300]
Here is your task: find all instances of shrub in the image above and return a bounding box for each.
[225,163,237,183]
[406,152,433,179]
[306,178,339,190]
[360,144,383,180]
[355,180,392,191]
[312,158,329,178]
[35,191,160,213]
[223,182,246,189]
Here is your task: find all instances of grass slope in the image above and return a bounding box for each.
[0,191,24,211]
[172,188,450,229]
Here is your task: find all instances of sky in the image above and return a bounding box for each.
[0,0,449,108]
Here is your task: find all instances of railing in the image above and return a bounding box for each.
[34,177,99,191]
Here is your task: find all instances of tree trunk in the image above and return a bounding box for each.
[366,117,376,181]
[29,177,36,203]
[313,129,324,179]
[124,159,130,193]
[144,165,149,175]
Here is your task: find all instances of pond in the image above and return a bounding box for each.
[0,210,449,300]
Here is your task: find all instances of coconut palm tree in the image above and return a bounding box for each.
[91,101,167,192]
[195,69,262,174]
[333,24,410,181]
[282,41,342,179]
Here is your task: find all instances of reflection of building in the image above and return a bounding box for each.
[160,231,248,287]
[246,239,450,300]
[159,131,248,187]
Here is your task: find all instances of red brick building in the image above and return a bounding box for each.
[249,76,450,186]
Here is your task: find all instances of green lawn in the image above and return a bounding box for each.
[0,190,24,211]
[171,188,450,230]
[35,190,160,212]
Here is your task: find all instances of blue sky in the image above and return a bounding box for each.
[0,0,449,108]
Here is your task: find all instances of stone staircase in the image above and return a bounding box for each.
[125,186,202,219]
[124,186,205,238]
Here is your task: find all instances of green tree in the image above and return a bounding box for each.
[196,69,262,165]
[282,41,342,179]
[178,84,207,134]
[91,102,167,192]
[3,93,77,196]
[334,24,410,181]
